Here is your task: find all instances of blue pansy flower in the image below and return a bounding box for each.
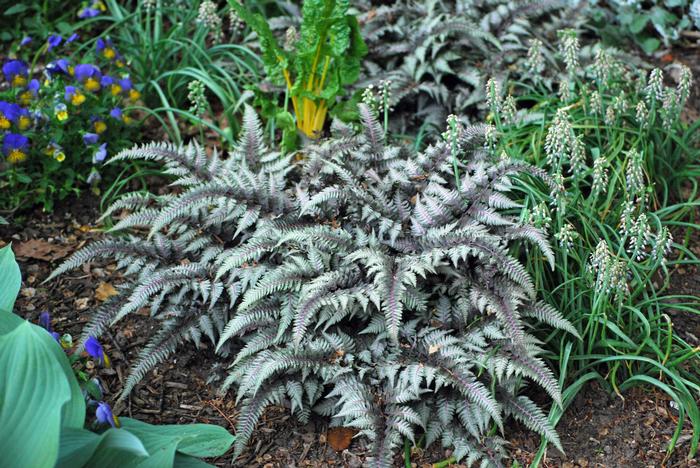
[83,133,99,145]
[85,336,110,367]
[3,133,29,164]
[67,33,80,44]
[0,101,20,128]
[46,59,71,76]
[119,77,133,92]
[20,36,32,47]
[78,6,101,18]
[100,75,114,87]
[3,60,28,87]
[38,311,61,342]
[109,107,122,120]
[39,311,51,330]
[27,79,40,95]
[96,402,120,428]
[74,64,102,91]
[47,35,63,51]
[94,143,107,163]
[17,107,31,130]
[73,64,100,81]
[64,86,77,101]
[96,38,119,61]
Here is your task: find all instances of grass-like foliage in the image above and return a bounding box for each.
[50,104,580,466]
[487,31,700,461]
[85,0,260,147]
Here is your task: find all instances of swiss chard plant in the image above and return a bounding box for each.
[230,0,367,145]
[0,244,234,467]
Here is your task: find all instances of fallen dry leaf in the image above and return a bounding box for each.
[326,427,357,452]
[75,297,90,310]
[95,282,118,301]
[14,239,71,262]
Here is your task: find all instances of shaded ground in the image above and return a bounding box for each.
[1,190,697,468]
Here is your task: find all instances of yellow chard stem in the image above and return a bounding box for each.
[311,100,327,138]
[282,68,301,130]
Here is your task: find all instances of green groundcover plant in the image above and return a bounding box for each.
[0,32,139,211]
[0,244,235,468]
[589,0,700,54]
[483,29,700,462]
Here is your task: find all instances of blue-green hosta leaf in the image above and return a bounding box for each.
[57,427,149,468]
[0,321,73,467]
[119,418,234,466]
[173,454,214,468]
[0,244,21,314]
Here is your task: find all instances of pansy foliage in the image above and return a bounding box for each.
[0,33,137,210]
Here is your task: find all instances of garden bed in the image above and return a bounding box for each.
[2,197,696,467]
[2,1,700,466]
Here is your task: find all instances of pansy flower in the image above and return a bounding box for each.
[118,77,141,101]
[2,133,29,164]
[83,132,99,145]
[109,107,123,120]
[46,59,71,78]
[47,35,63,51]
[65,85,87,106]
[96,38,119,61]
[3,60,28,87]
[20,36,32,47]
[38,311,61,342]
[54,103,69,122]
[67,33,80,44]
[101,75,121,96]
[44,141,66,162]
[85,336,110,367]
[18,79,41,106]
[17,107,32,131]
[100,74,113,87]
[78,7,100,18]
[110,106,133,124]
[74,64,102,92]
[95,402,120,428]
[91,116,107,134]
[128,88,141,102]
[79,0,106,18]
[93,143,107,163]
[87,169,102,185]
[0,101,20,129]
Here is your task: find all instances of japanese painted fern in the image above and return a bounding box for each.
[51,105,576,466]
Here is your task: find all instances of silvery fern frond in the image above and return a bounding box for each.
[51,105,573,466]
